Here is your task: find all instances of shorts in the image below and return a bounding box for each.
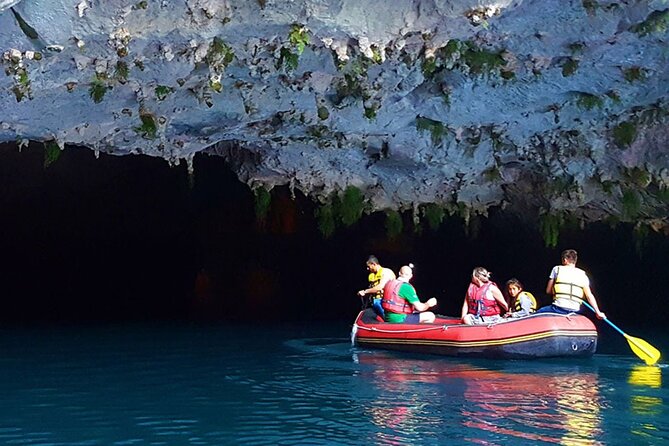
[464,314,502,325]
[403,313,420,324]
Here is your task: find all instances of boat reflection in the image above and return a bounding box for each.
[356,352,603,445]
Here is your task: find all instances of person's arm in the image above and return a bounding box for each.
[412,298,437,312]
[546,266,557,294]
[461,296,469,321]
[358,269,395,296]
[583,286,606,319]
[491,286,508,312]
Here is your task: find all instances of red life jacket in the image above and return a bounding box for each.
[381,280,414,314]
[467,281,501,317]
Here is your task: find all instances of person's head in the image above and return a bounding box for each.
[472,267,491,285]
[561,249,578,265]
[366,255,380,273]
[505,278,523,298]
[399,264,414,281]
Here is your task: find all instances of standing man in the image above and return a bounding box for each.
[358,255,396,319]
[382,265,437,323]
[461,267,508,325]
[536,249,606,319]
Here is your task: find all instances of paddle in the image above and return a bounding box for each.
[583,301,661,365]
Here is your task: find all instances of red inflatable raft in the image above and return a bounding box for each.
[352,309,598,359]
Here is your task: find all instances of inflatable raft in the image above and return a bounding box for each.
[352,309,598,359]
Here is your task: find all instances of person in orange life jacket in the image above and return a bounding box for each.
[382,265,437,324]
[503,278,537,318]
[536,249,606,319]
[357,255,396,319]
[461,267,508,325]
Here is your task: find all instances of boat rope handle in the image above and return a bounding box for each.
[354,324,450,334]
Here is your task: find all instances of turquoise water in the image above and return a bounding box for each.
[0,323,667,445]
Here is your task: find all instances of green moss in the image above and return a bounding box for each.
[288,24,310,55]
[114,60,129,83]
[11,86,24,102]
[631,9,669,36]
[88,78,108,103]
[135,112,157,139]
[317,106,329,120]
[624,167,651,188]
[339,186,365,227]
[567,42,585,53]
[277,47,299,71]
[315,203,336,238]
[370,46,383,64]
[334,73,366,106]
[385,210,403,239]
[155,85,172,101]
[539,212,564,248]
[422,204,445,231]
[623,66,645,83]
[43,141,61,168]
[422,57,438,79]
[606,90,621,103]
[460,42,506,75]
[562,58,579,77]
[135,1,147,9]
[416,116,447,146]
[576,93,603,110]
[582,0,598,15]
[482,165,502,182]
[621,188,641,219]
[254,187,271,221]
[613,121,637,147]
[206,37,234,68]
[500,70,515,80]
[364,105,378,120]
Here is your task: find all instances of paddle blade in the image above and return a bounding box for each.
[626,334,661,365]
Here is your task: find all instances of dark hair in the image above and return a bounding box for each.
[366,255,379,265]
[505,278,523,289]
[561,249,578,263]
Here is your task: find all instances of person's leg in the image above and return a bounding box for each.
[372,298,385,319]
[419,311,436,323]
[403,313,420,324]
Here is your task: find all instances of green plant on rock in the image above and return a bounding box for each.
[582,0,598,15]
[43,141,61,168]
[135,112,157,139]
[317,105,329,120]
[459,41,506,75]
[254,187,271,221]
[623,66,645,83]
[416,116,447,146]
[88,77,108,103]
[364,105,378,120]
[624,166,651,188]
[612,121,637,148]
[385,210,403,239]
[631,9,669,36]
[339,186,365,227]
[114,60,129,83]
[606,90,621,103]
[576,92,603,110]
[206,37,234,69]
[539,212,564,248]
[155,85,172,101]
[288,24,310,55]
[482,165,502,182]
[422,203,445,231]
[315,203,336,238]
[277,47,299,71]
[621,188,641,219]
[562,57,579,77]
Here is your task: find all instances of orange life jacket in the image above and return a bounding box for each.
[467,281,502,317]
[381,280,414,314]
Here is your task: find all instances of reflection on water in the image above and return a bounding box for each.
[355,352,607,446]
[628,365,663,442]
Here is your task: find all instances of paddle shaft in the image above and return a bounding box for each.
[581,301,626,336]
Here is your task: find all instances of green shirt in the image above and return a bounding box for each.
[384,282,420,323]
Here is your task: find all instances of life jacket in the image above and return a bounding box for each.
[368,268,384,299]
[467,281,501,317]
[381,279,414,314]
[512,291,537,312]
[552,266,586,305]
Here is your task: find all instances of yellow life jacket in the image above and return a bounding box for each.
[513,291,537,312]
[368,268,384,299]
[553,266,586,305]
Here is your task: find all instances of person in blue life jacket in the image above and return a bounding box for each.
[381,264,437,324]
[503,278,537,318]
[536,249,606,319]
[357,255,396,319]
[461,267,508,325]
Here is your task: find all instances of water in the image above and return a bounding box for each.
[1,323,667,445]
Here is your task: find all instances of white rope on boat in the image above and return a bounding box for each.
[353,323,450,334]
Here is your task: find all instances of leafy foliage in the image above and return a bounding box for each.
[135,112,157,139]
[621,189,642,219]
[631,9,669,36]
[155,85,172,101]
[562,58,579,77]
[576,93,603,110]
[254,187,271,221]
[288,25,310,55]
[613,121,637,148]
[623,66,645,83]
[315,204,336,238]
[385,210,403,239]
[422,204,445,231]
[416,116,447,146]
[89,78,108,103]
[539,212,563,248]
[43,141,61,168]
[339,186,365,227]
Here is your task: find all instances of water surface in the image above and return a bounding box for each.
[1,323,667,445]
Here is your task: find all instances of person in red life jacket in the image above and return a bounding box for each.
[536,249,606,319]
[358,255,396,319]
[382,264,437,324]
[461,267,508,325]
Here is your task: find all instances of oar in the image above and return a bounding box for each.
[583,301,661,365]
